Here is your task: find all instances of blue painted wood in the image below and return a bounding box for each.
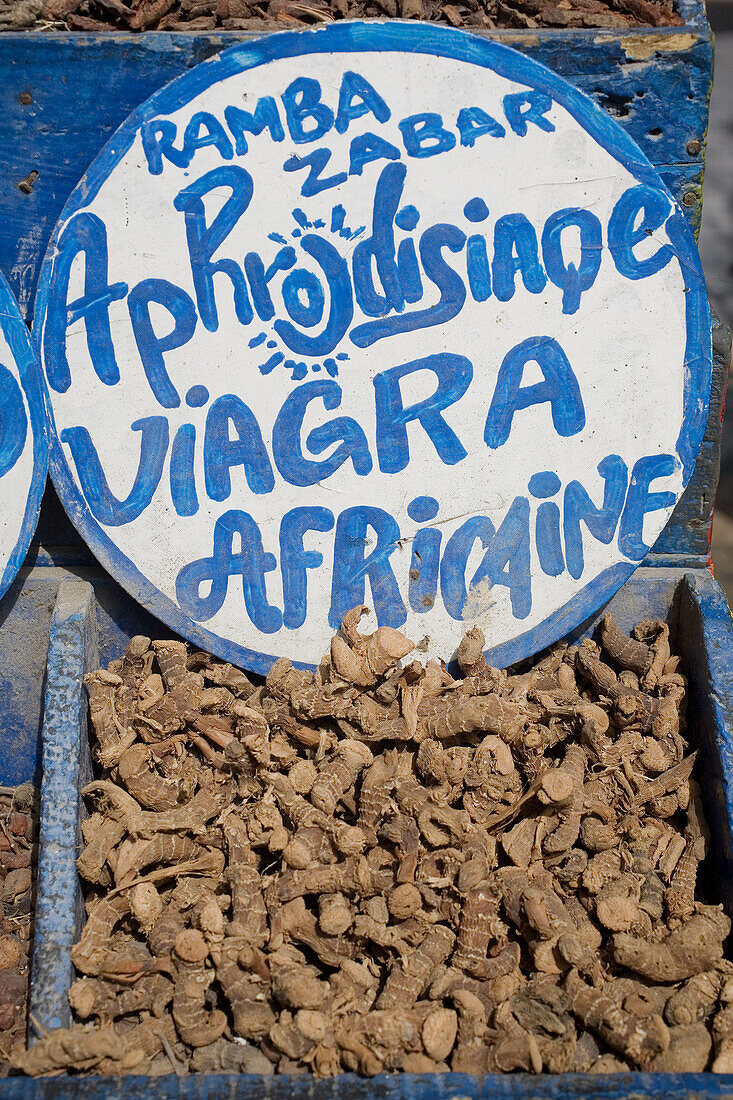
[0,572,57,785]
[0,18,711,321]
[22,566,733,1092]
[29,580,96,1034]
[652,312,731,562]
[676,570,733,907]
[3,1071,733,1099]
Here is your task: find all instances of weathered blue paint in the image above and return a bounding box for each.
[677,570,733,901]
[29,580,96,1034]
[0,572,58,785]
[0,15,711,319]
[22,567,733,1091]
[653,312,731,561]
[3,1071,733,1100]
[0,566,185,785]
[0,11,728,1094]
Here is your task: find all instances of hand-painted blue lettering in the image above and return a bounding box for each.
[282,77,334,144]
[273,379,372,487]
[492,213,547,302]
[374,353,472,474]
[182,112,234,165]
[502,91,555,137]
[407,496,440,523]
[399,113,456,158]
[351,222,467,348]
[396,238,423,304]
[440,498,531,620]
[60,417,169,527]
[407,498,441,614]
[395,205,420,231]
[329,506,406,628]
[536,501,564,576]
[349,133,401,177]
[186,385,209,408]
[175,509,282,632]
[335,71,391,135]
[563,454,628,578]
[466,235,491,302]
[485,336,584,448]
[141,120,188,175]
[245,246,297,322]
[457,107,506,147]
[204,394,275,501]
[224,97,285,155]
[173,166,254,331]
[541,208,603,314]
[281,269,325,329]
[440,515,494,619]
[280,505,335,628]
[273,234,353,356]
[283,148,348,198]
[464,198,489,223]
[44,213,127,393]
[127,278,197,409]
[169,423,199,517]
[618,453,676,559]
[474,497,531,618]
[528,470,561,497]
[0,365,27,478]
[609,185,674,280]
[352,162,407,318]
[409,527,441,613]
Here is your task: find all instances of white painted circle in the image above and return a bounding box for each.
[36,24,710,672]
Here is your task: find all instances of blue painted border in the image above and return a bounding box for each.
[33,21,712,675]
[0,272,48,601]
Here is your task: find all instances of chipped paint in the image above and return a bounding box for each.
[495,33,541,47]
[617,32,698,61]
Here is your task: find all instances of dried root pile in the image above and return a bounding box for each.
[0,782,37,1072]
[1,0,681,35]
[13,609,733,1076]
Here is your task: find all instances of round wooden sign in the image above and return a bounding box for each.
[0,273,47,600]
[35,23,711,672]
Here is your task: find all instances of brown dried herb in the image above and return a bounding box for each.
[0,782,37,1073]
[18,0,684,33]
[13,611,733,1077]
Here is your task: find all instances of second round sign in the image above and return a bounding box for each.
[36,23,711,672]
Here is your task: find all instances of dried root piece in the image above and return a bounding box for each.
[85,670,136,768]
[172,930,227,1047]
[601,614,653,677]
[11,1025,145,1075]
[567,972,669,1070]
[612,908,730,981]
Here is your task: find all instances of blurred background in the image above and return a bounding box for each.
[703,2,733,597]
